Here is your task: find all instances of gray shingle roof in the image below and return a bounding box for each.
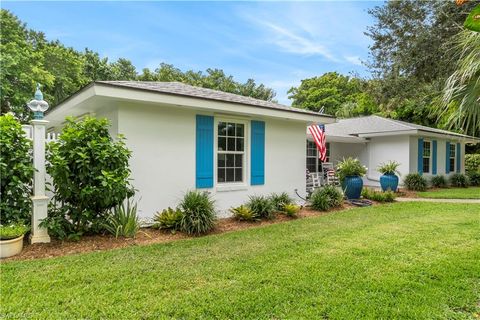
[324,115,478,140]
[97,81,333,118]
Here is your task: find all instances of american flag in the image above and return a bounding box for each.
[308,124,327,162]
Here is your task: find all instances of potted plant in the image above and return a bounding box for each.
[336,157,367,199]
[377,161,401,192]
[0,223,29,258]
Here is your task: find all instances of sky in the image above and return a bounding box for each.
[2,1,378,105]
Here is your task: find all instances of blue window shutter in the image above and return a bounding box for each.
[417,138,423,174]
[251,120,265,185]
[432,140,437,175]
[456,143,461,173]
[445,142,450,174]
[196,115,214,188]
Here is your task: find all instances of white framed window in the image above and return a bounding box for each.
[216,120,247,184]
[306,140,330,173]
[422,140,431,173]
[449,143,456,171]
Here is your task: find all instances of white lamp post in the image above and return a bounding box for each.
[28,84,51,243]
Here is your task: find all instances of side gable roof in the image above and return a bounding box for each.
[323,115,479,142]
[96,81,333,118]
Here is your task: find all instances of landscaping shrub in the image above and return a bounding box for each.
[282,203,301,217]
[230,205,259,222]
[449,173,469,188]
[0,114,34,225]
[361,188,396,202]
[179,191,216,235]
[467,171,480,186]
[154,207,183,231]
[310,185,344,211]
[465,154,480,174]
[403,173,428,191]
[430,175,448,188]
[0,223,29,240]
[45,117,134,239]
[269,192,294,211]
[104,199,140,238]
[246,195,275,220]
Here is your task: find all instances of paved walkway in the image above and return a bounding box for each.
[396,197,480,204]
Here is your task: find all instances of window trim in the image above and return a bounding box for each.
[214,117,249,187]
[422,139,432,174]
[449,142,456,172]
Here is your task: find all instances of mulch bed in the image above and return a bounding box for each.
[3,204,358,262]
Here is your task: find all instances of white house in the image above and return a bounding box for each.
[307,115,480,187]
[45,81,335,219]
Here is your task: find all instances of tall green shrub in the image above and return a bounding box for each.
[45,117,134,237]
[179,191,216,235]
[0,114,34,225]
[465,154,480,174]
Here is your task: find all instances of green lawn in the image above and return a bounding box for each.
[2,203,480,319]
[417,187,480,199]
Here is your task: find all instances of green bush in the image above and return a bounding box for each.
[45,117,134,239]
[179,191,216,235]
[154,207,183,230]
[282,203,301,217]
[465,154,480,174]
[361,188,396,202]
[310,185,344,211]
[467,171,480,186]
[246,195,275,220]
[0,223,29,240]
[403,173,428,191]
[230,205,259,222]
[269,192,294,211]
[0,114,34,225]
[377,160,401,175]
[449,173,469,188]
[430,175,448,188]
[336,157,367,182]
[104,199,140,238]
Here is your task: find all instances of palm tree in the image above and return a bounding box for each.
[441,29,480,137]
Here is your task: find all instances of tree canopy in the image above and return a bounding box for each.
[0,9,276,121]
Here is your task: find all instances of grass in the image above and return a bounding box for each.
[417,186,480,199]
[2,202,480,319]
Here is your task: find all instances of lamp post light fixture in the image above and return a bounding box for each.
[29,83,51,244]
[27,84,49,119]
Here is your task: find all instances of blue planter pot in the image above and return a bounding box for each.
[380,174,399,192]
[342,175,363,199]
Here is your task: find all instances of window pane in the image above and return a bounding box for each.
[226,168,235,182]
[423,158,430,173]
[226,154,235,167]
[218,154,225,168]
[450,145,455,157]
[236,138,244,151]
[227,123,235,136]
[218,122,227,136]
[235,154,242,167]
[234,168,242,182]
[218,168,225,182]
[227,138,236,151]
[306,158,316,173]
[236,124,244,137]
[450,159,455,170]
[326,143,330,157]
[218,137,226,151]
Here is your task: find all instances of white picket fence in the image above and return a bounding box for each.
[22,125,60,142]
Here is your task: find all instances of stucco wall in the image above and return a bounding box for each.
[365,136,410,187]
[117,103,306,220]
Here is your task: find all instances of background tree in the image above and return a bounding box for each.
[288,72,378,116]
[440,29,480,137]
